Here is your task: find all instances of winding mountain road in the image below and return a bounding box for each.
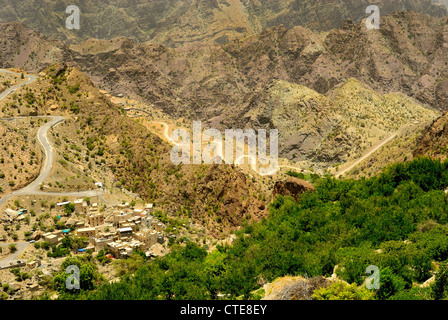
[0,69,36,101]
[126,109,307,176]
[149,117,284,176]
[0,69,102,208]
[126,102,402,178]
[143,115,400,177]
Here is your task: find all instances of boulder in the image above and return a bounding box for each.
[272,177,315,202]
[262,275,330,300]
[31,231,41,241]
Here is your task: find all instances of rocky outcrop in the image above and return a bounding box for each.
[272,177,315,202]
[413,112,448,160]
[30,231,41,241]
[262,275,331,300]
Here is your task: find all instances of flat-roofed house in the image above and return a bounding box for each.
[87,213,104,227]
[82,202,89,214]
[74,199,83,213]
[118,227,133,239]
[53,230,63,238]
[94,237,113,251]
[141,215,154,229]
[117,203,129,210]
[107,239,144,259]
[157,223,165,233]
[135,230,158,248]
[76,227,97,238]
[75,221,86,228]
[42,232,60,245]
[113,211,132,227]
[90,203,98,213]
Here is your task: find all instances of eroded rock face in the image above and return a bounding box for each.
[272,177,315,202]
[413,112,448,160]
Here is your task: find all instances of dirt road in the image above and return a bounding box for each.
[334,132,398,178]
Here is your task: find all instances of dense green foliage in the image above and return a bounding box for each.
[312,281,374,300]
[59,157,448,300]
[47,255,104,300]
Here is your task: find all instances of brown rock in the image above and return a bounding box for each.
[29,284,39,292]
[31,231,41,241]
[413,112,448,160]
[262,276,330,300]
[272,177,315,202]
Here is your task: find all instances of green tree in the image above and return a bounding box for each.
[8,244,17,253]
[41,242,51,250]
[376,267,407,300]
[53,256,102,293]
[432,263,448,300]
[61,236,72,249]
[64,203,75,214]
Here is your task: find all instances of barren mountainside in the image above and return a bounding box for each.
[414,111,448,159]
[1,10,447,168]
[0,0,446,45]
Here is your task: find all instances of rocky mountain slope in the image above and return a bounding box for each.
[0,0,445,45]
[414,111,448,159]
[3,10,448,114]
[242,78,438,166]
[0,64,267,237]
[65,11,448,116]
[1,11,448,172]
[0,23,67,72]
[1,10,446,169]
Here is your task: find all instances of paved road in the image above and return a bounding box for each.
[0,69,102,208]
[0,69,36,102]
[20,116,65,193]
[0,242,30,268]
[0,116,102,207]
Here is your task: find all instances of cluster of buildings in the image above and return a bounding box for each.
[2,200,167,259]
[53,200,165,259]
